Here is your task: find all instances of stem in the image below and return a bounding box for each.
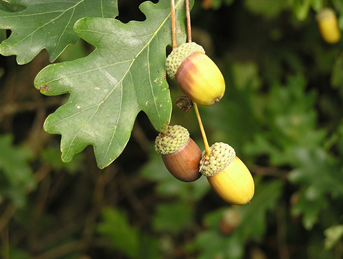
[185,0,192,43]
[185,0,211,156]
[193,103,211,156]
[170,0,177,49]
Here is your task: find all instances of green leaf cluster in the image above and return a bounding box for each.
[0,135,35,207]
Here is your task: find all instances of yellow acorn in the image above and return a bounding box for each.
[155,125,202,182]
[165,42,225,106]
[200,142,254,205]
[317,8,341,44]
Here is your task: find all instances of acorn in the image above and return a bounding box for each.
[219,207,241,234]
[317,8,341,44]
[200,142,254,205]
[165,42,225,106]
[155,125,202,182]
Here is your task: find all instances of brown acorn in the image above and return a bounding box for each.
[155,125,202,182]
[165,42,225,106]
[219,207,241,235]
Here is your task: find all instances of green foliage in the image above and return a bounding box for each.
[0,134,35,207]
[0,0,118,64]
[324,225,343,250]
[194,179,283,259]
[0,245,31,259]
[244,0,290,18]
[245,74,326,165]
[96,207,139,259]
[153,201,193,234]
[96,207,159,259]
[40,146,84,173]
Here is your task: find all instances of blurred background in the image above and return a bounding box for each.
[0,0,343,258]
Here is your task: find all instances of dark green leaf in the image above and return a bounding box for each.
[0,134,35,207]
[0,0,118,64]
[324,225,343,250]
[288,147,343,198]
[292,0,311,21]
[153,201,193,234]
[331,52,343,98]
[0,245,31,259]
[96,207,139,259]
[244,74,326,166]
[195,230,229,259]
[237,179,283,240]
[40,146,84,173]
[245,0,290,18]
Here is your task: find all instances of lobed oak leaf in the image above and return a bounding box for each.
[34,0,190,168]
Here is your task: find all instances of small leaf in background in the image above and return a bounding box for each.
[96,207,139,259]
[0,0,118,64]
[0,134,35,207]
[136,234,160,259]
[292,0,311,21]
[288,147,343,198]
[331,52,343,98]
[324,225,343,250]
[231,62,262,90]
[238,179,283,240]
[244,0,290,18]
[34,0,191,169]
[194,230,230,259]
[153,201,193,234]
[291,187,328,230]
[40,146,84,173]
[311,0,323,12]
[194,179,283,259]
[0,245,31,259]
[245,74,326,166]
[288,146,343,229]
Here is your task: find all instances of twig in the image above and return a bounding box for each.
[185,0,192,43]
[276,202,290,259]
[0,226,9,259]
[185,0,211,156]
[32,238,111,259]
[0,205,16,233]
[170,0,177,49]
[251,165,289,179]
[193,103,211,156]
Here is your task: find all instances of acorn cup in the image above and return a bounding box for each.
[200,142,254,205]
[165,42,225,106]
[317,8,341,44]
[155,125,202,182]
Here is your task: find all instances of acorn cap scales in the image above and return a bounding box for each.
[200,142,236,177]
[165,42,205,80]
[155,125,190,155]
